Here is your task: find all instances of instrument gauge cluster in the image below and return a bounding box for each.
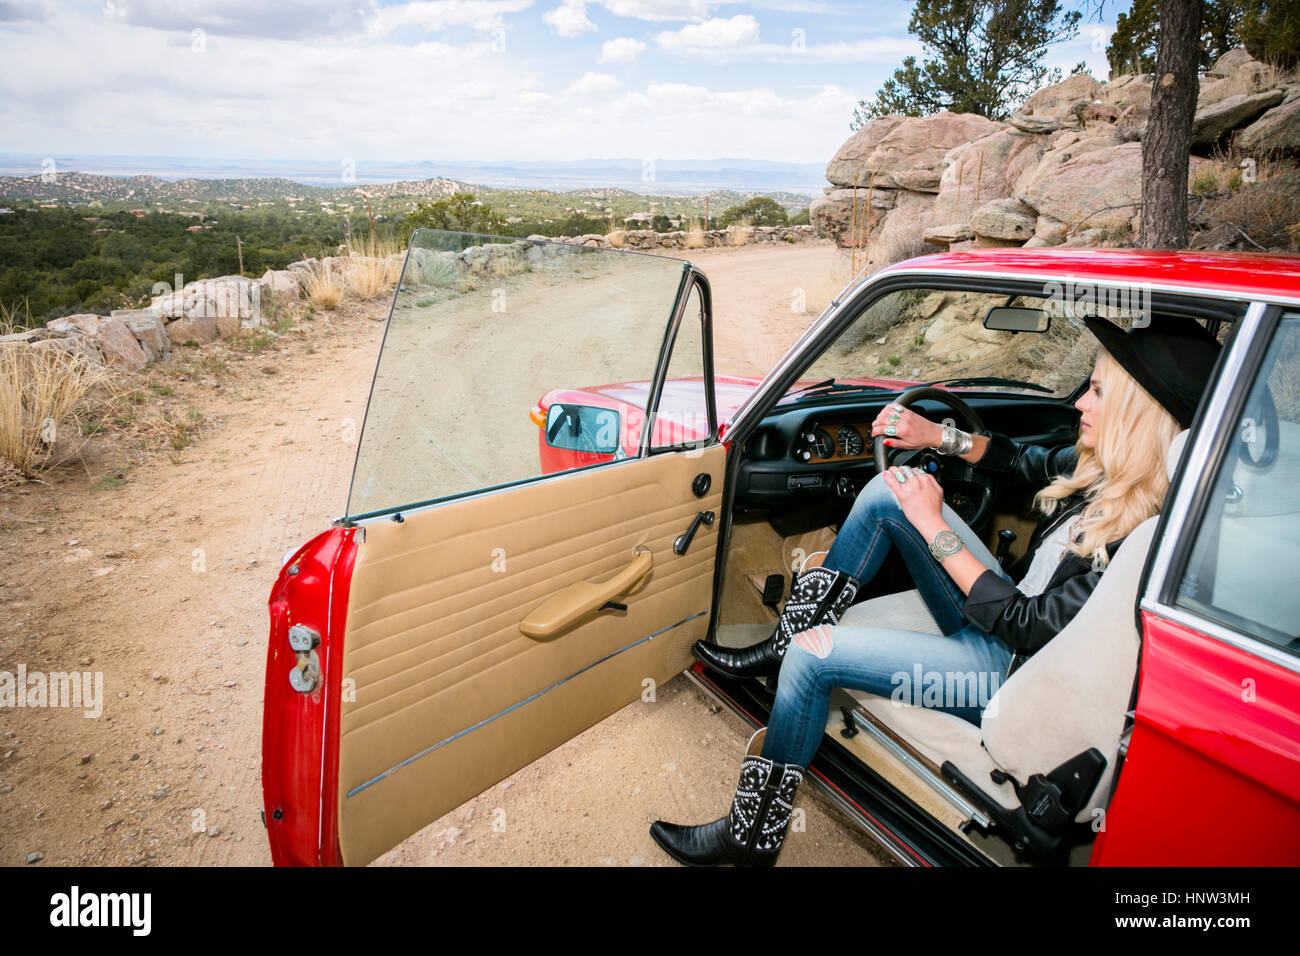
[793,422,869,462]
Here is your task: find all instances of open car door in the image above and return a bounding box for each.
[262,231,723,866]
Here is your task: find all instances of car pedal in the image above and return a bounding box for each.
[761,574,785,609]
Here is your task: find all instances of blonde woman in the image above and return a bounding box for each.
[658,314,1221,866]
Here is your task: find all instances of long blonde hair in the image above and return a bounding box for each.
[1033,348,1182,570]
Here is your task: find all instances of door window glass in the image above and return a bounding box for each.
[1176,311,1300,652]
[346,231,687,518]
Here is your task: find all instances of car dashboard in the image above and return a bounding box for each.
[736,394,1082,527]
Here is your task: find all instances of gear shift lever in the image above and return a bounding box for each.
[995,529,1017,568]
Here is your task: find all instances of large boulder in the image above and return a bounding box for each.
[1013,130,1124,203]
[1012,73,1101,129]
[286,258,320,278]
[1116,102,1150,142]
[1020,141,1211,233]
[932,128,1044,222]
[1235,89,1300,155]
[1018,141,1145,227]
[46,314,146,371]
[259,269,300,303]
[825,115,906,187]
[854,112,1002,192]
[1198,49,1275,108]
[1097,73,1152,113]
[150,276,263,330]
[970,198,1037,241]
[1208,47,1262,78]
[1191,89,1286,148]
[164,314,219,346]
[111,309,170,362]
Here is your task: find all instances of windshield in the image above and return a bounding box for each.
[780,286,1119,402]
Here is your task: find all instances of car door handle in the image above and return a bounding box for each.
[518,548,654,639]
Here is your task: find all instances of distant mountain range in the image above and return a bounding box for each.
[0,154,826,198]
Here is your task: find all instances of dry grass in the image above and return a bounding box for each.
[869,230,933,271]
[0,342,110,479]
[1205,169,1300,250]
[726,220,754,247]
[342,236,404,301]
[1216,61,1291,100]
[1,298,30,335]
[684,217,706,250]
[1192,161,1244,196]
[301,262,344,310]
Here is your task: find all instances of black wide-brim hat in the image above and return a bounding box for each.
[1082,314,1222,430]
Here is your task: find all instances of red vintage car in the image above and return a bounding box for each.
[262,230,1300,866]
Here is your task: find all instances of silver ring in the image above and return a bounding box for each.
[895,470,908,483]
[884,425,898,436]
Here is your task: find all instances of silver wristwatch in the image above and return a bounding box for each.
[929,529,964,562]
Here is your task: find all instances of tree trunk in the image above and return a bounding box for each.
[1139,0,1203,249]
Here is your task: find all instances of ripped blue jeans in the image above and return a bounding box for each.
[761,472,1016,769]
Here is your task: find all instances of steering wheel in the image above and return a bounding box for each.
[873,386,996,532]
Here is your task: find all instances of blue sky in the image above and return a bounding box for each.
[0,0,1131,167]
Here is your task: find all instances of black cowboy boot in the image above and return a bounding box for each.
[692,565,860,679]
[650,730,803,867]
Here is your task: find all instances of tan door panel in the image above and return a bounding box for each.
[337,445,725,865]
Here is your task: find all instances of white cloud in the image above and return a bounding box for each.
[596,0,711,20]
[369,0,535,36]
[654,26,918,63]
[97,0,534,40]
[101,0,376,39]
[597,36,646,63]
[542,0,595,36]
[566,71,620,93]
[655,14,760,51]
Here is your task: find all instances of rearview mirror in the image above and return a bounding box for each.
[983,306,1050,333]
[544,403,621,454]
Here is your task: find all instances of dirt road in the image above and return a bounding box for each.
[0,239,894,867]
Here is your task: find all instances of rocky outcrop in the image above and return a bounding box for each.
[813,112,1001,248]
[810,49,1299,260]
[1235,89,1300,155]
[1191,89,1286,148]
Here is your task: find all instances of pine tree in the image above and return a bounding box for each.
[851,0,1081,126]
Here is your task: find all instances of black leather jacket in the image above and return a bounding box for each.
[959,432,1126,657]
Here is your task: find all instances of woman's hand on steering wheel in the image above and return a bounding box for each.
[870,402,942,451]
